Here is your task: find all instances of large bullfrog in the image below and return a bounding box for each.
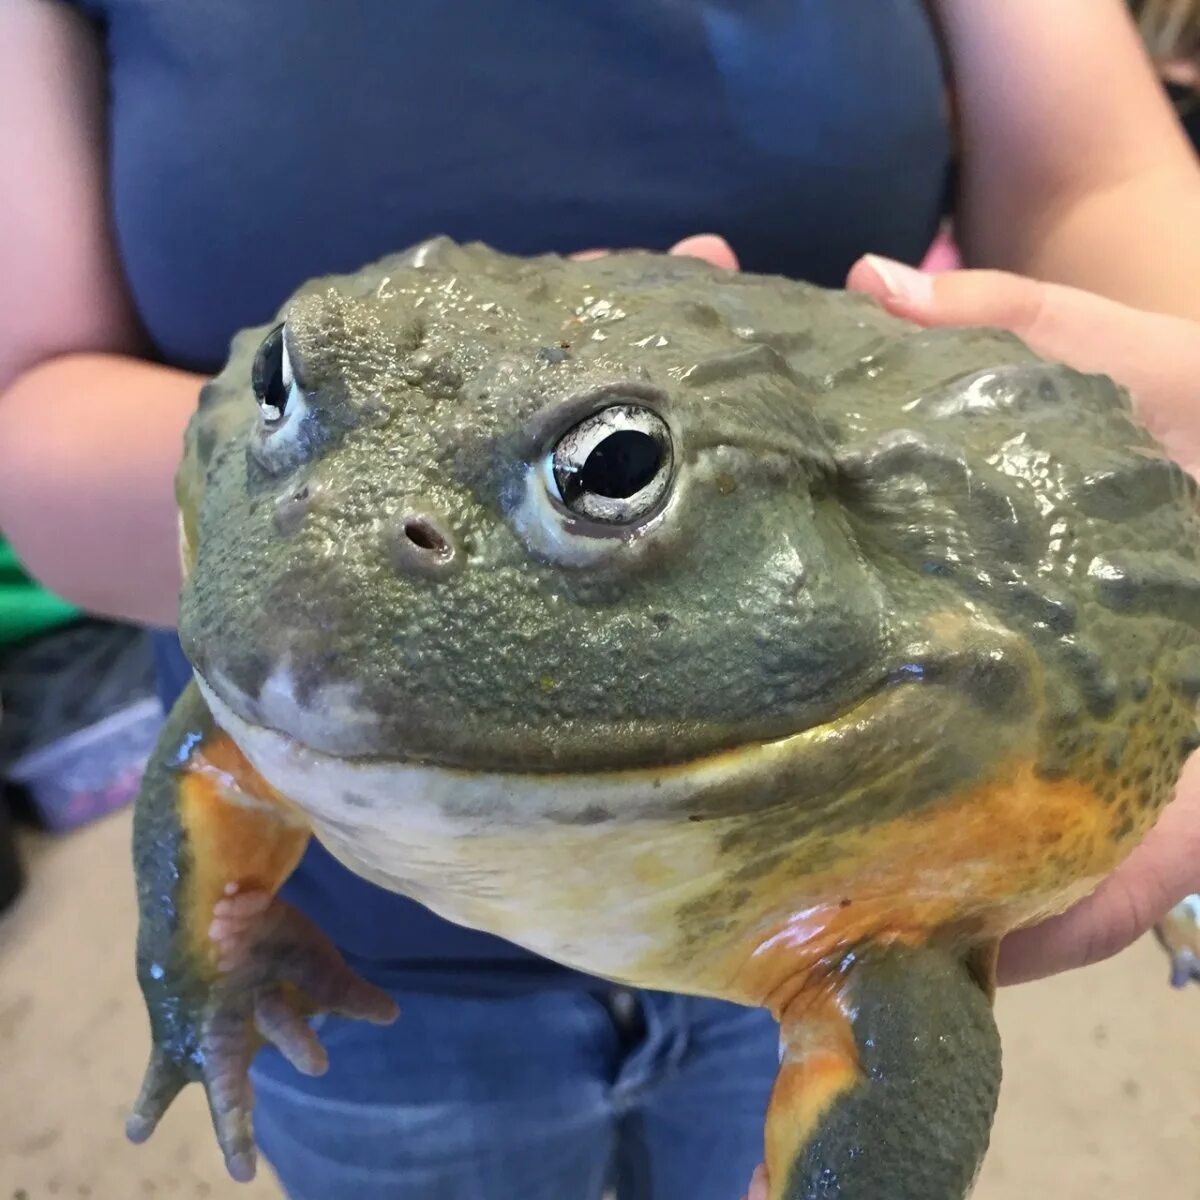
[126,240,1200,1200]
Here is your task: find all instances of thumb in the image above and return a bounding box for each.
[847,254,1152,359]
[741,1163,768,1200]
[846,254,1200,473]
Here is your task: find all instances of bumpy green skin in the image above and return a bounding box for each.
[167,240,1200,1195]
[128,684,239,1158]
[182,239,1200,787]
[131,685,211,1085]
[788,945,1001,1200]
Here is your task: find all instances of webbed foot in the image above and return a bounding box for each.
[128,890,397,1181]
[128,683,396,1182]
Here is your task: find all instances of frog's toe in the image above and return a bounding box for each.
[205,1080,256,1183]
[197,897,397,1178]
[200,1000,260,1180]
[126,1048,188,1144]
[239,896,399,1025]
[131,1050,255,1183]
[131,894,397,1182]
[1156,896,1200,989]
[253,989,328,1075]
[1169,950,1200,988]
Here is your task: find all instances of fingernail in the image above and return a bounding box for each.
[862,254,934,308]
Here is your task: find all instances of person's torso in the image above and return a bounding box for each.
[85,0,951,987]
[87,0,952,370]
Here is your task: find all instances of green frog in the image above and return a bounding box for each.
[126,239,1200,1200]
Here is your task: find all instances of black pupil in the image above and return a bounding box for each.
[251,323,287,417]
[575,430,661,500]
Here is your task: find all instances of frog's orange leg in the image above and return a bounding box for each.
[127,682,397,1182]
[759,943,1001,1200]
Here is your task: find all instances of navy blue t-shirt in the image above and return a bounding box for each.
[86,0,952,991]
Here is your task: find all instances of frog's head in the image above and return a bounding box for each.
[181,241,1033,775]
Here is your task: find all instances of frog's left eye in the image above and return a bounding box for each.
[550,405,673,524]
[251,322,297,424]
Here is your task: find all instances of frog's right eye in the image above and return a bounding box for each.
[251,323,295,423]
[248,322,315,472]
[549,405,673,525]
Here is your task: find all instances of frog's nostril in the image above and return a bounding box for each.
[386,512,462,579]
[403,518,449,555]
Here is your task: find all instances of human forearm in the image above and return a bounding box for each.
[0,354,201,627]
[960,161,1200,323]
[937,0,1200,320]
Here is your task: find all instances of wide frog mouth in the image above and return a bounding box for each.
[194,618,1039,836]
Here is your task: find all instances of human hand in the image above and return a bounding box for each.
[571,233,740,269]
[846,255,1200,477]
[741,1164,768,1200]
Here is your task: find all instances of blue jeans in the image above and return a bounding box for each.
[251,985,778,1199]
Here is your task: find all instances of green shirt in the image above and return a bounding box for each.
[0,539,77,649]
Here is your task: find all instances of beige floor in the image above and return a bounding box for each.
[1,810,1197,1200]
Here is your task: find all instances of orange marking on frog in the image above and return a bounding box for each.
[177,732,310,966]
[721,759,1139,1009]
[763,982,861,1200]
[700,758,1145,1197]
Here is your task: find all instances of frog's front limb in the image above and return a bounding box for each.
[1156,895,1200,987]
[126,682,397,1181]
[761,942,1001,1200]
